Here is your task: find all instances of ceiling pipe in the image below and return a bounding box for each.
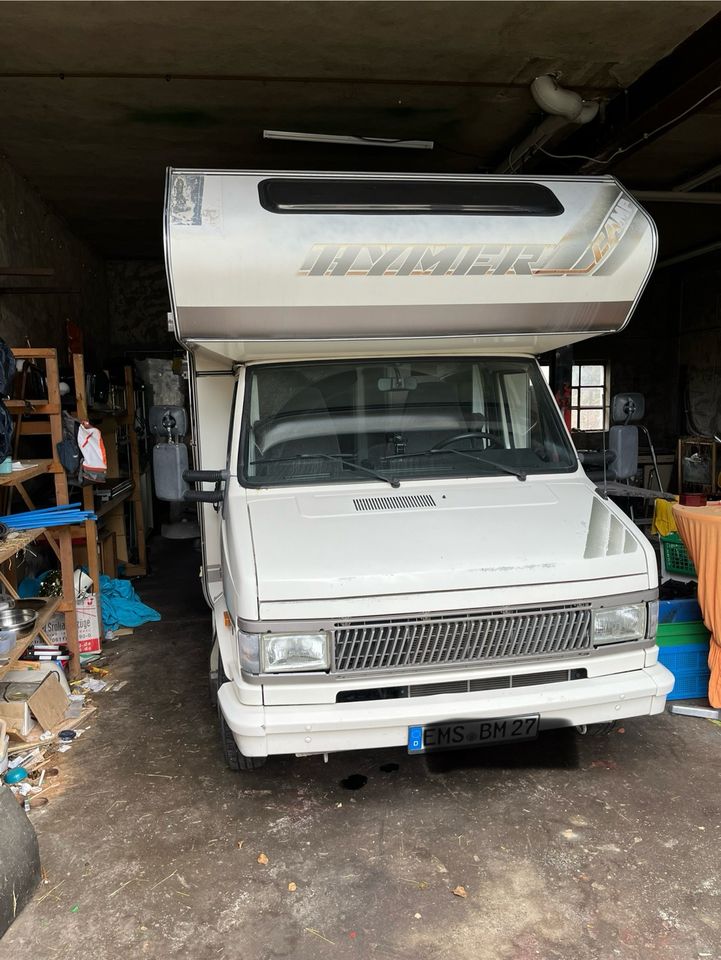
[496,75,599,174]
[530,75,599,124]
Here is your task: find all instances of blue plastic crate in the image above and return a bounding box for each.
[659,598,702,624]
[658,642,710,700]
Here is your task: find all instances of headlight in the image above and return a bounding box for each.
[261,632,330,673]
[593,604,646,645]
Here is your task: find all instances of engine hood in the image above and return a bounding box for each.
[246,478,651,603]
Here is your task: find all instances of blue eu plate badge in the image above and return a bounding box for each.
[408,726,423,753]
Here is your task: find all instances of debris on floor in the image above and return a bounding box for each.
[3,693,97,809]
[0,650,130,810]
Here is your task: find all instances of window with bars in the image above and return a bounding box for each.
[538,362,609,431]
[571,363,608,431]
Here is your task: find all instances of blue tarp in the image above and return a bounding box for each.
[18,571,161,633]
[99,574,161,631]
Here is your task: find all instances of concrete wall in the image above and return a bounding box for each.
[0,156,108,365]
[677,253,721,373]
[106,260,173,353]
[675,252,721,440]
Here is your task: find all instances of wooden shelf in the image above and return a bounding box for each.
[0,527,46,565]
[5,347,82,678]
[94,485,133,518]
[11,348,56,359]
[0,459,56,486]
[4,399,61,415]
[0,596,62,680]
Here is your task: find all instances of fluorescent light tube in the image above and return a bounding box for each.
[263,130,434,150]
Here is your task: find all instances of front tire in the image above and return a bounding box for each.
[209,657,219,708]
[216,651,266,772]
[218,704,266,771]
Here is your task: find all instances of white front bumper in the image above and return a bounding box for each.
[218,662,674,758]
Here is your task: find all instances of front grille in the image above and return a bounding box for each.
[410,680,469,698]
[333,606,592,673]
[336,668,587,702]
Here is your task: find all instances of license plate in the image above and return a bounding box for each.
[408,715,539,753]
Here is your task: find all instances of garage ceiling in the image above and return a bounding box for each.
[1,0,720,259]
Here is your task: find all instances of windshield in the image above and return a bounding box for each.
[241,358,577,487]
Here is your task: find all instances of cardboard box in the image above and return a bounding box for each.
[0,672,69,736]
[0,699,32,736]
[44,595,101,655]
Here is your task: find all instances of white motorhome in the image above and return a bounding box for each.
[162,170,673,771]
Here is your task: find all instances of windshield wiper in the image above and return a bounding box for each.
[249,453,400,489]
[437,446,526,481]
[384,447,526,481]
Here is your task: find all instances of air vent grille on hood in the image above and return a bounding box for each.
[353,494,436,512]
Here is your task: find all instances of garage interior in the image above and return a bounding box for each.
[2,2,721,957]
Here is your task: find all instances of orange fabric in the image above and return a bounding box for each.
[672,503,721,708]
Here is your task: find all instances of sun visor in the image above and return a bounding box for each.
[164,171,657,359]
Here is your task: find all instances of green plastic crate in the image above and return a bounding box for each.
[660,533,696,577]
[656,621,710,646]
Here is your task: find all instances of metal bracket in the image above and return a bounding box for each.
[670,704,721,720]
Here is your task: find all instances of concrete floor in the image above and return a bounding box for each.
[1,540,720,960]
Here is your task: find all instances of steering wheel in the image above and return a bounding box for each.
[432,431,501,451]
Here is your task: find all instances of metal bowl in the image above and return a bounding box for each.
[0,607,38,635]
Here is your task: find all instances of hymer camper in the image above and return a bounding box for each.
[160,171,673,771]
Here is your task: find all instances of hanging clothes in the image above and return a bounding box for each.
[77,421,107,482]
[652,497,679,537]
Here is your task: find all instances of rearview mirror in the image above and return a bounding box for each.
[378,376,417,392]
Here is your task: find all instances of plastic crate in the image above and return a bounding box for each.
[660,533,697,577]
[657,621,709,646]
[659,598,702,624]
[658,644,710,699]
